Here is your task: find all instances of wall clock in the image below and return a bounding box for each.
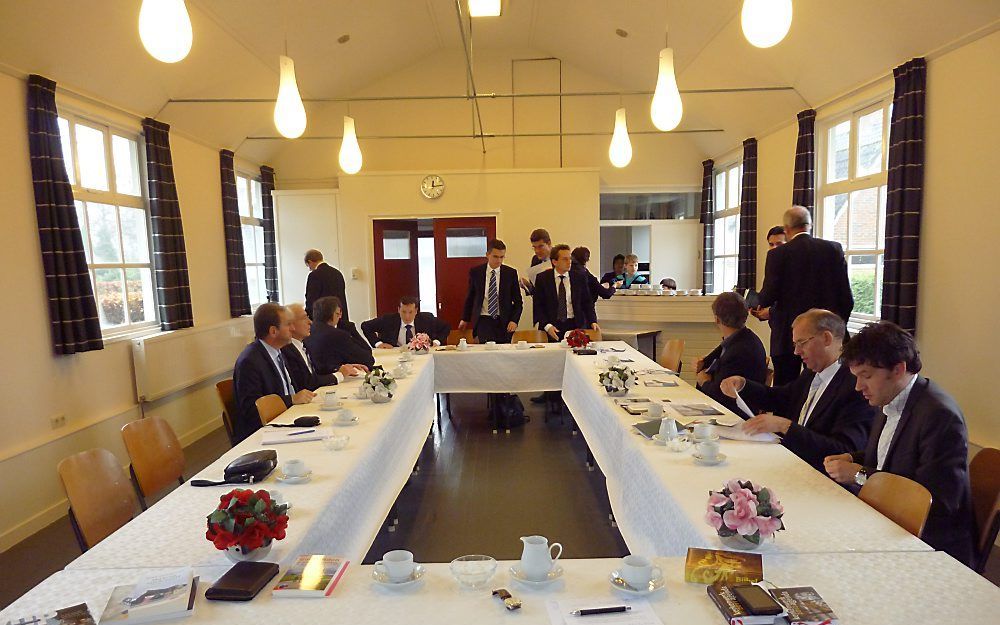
[420,175,445,199]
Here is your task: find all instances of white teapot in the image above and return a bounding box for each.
[519,535,563,581]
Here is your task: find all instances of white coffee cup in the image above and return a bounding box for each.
[336,408,356,423]
[268,489,284,504]
[620,554,662,589]
[647,402,664,419]
[697,440,721,461]
[693,422,716,440]
[486,341,498,351]
[658,416,678,439]
[517,340,528,350]
[282,459,307,477]
[323,391,341,409]
[376,549,415,582]
[392,364,408,378]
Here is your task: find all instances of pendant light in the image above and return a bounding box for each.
[468,0,502,17]
[339,116,363,174]
[741,0,793,48]
[650,47,683,131]
[608,108,632,168]
[138,0,193,63]
[273,55,307,139]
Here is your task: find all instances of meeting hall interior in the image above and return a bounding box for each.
[1,1,998,623]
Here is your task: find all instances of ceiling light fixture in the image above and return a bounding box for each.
[650,47,683,131]
[608,108,632,168]
[274,55,307,138]
[741,0,793,48]
[339,116,363,174]
[138,0,193,63]
[468,0,502,18]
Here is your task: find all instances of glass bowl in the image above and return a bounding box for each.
[322,434,350,451]
[449,555,497,588]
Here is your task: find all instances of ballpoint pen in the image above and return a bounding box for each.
[571,606,631,616]
[287,429,316,436]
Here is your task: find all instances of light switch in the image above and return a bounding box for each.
[350,267,361,280]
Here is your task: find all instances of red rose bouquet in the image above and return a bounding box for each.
[565,329,591,349]
[206,488,289,554]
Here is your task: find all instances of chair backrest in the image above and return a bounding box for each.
[969,447,1000,573]
[215,378,238,445]
[447,329,476,345]
[121,416,185,500]
[512,329,548,344]
[57,448,140,550]
[764,356,774,387]
[858,472,932,538]
[256,394,287,425]
[658,339,685,373]
[583,328,603,342]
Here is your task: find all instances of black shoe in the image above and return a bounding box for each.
[529,394,546,404]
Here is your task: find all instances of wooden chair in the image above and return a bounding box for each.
[512,329,548,344]
[57,448,140,551]
[969,447,1000,574]
[583,328,603,342]
[858,472,932,538]
[658,338,685,373]
[256,394,288,425]
[447,329,475,345]
[215,378,238,446]
[764,356,774,387]
[121,416,185,509]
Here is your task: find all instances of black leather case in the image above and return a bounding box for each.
[205,561,280,601]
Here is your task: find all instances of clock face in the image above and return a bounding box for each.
[420,175,444,199]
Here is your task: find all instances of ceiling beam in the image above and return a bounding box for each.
[243,129,725,141]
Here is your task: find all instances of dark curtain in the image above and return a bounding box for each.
[792,109,816,216]
[882,58,926,334]
[142,118,194,330]
[699,159,715,293]
[260,165,279,302]
[27,75,104,355]
[220,150,251,316]
[736,138,758,291]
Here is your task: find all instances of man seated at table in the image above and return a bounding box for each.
[459,238,522,344]
[282,302,365,391]
[823,322,974,566]
[695,291,767,415]
[305,296,375,374]
[718,309,875,470]
[232,303,316,442]
[533,244,599,341]
[362,295,450,349]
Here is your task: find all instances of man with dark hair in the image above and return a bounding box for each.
[232,303,317,442]
[459,239,522,343]
[766,225,786,249]
[520,228,553,295]
[304,249,349,325]
[281,302,365,391]
[824,322,974,566]
[304,296,374,373]
[362,295,450,348]
[571,246,615,303]
[533,244,598,341]
[719,309,875,470]
[600,254,626,286]
[695,291,767,415]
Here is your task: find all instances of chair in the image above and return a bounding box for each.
[512,329,548,344]
[121,416,185,509]
[583,328,603,342]
[447,329,475,345]
[57,448,141,551]
[969,447,1000,573]
[215,378,238,446]
[858,472,932,538]
[764,356,774,387]
[256,394,287,425]
[658,339,685,373]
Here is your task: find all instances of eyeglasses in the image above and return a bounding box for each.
[792,335,818,350]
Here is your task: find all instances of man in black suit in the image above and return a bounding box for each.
[362,295,450,348]
[754,207,853,385]
[519,228,552,296]
[304,249,349,325]
[571,246,615,303]
[533,244,599,341]
[281,302,366,391]
[824,322,974,566]
[719,309,875,470]
[695,291,768,415]
[232,303,317,442]
[599,254,626,287]
[305,296,375,374]
[459,239,522,344]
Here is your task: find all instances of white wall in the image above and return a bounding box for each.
[649,220,702,290]
[273,189,341,308]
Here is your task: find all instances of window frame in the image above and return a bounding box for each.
[711,161,742,294]
[236,173,268,307]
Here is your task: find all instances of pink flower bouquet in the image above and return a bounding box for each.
[705,478,785,546]
[407,332,432,352]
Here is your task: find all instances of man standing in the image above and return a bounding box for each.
[533,244,599,341]
[459,239,522,343]
[362,295,450,348]
[756,206,853,385]
[694,291,768,415]
[719,309,875,470]
[305,296,374,374]
[571,246,615,303]
[304,249,349,325]
[281,302,364,391]
[519,228,552,296]
[824,322,974,566]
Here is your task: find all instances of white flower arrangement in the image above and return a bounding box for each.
[362,366,398,401]
[599,365,638,394]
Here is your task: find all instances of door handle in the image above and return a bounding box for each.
[438,302,443,311]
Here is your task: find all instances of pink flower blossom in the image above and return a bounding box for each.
[708,492,728,507]
[705,508,723,530]
[729,486,758,506]
[725,478,745,494]
[756,515,783,538]
[723,496,759,535]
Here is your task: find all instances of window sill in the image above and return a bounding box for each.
[101,325,163,346]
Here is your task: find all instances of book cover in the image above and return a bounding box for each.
[771,587,838,625]
[643,379,679,387]
[706,584,776,625]
[272,555,350,598]
[5,603,97,625]
[100,570,197,624]
[685,548,764,585]
[673,403,725,417]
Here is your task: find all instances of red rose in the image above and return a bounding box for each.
[208,527,236,550]
[240,524,266,551]
[255,490,271,504]
[235,489,252,504]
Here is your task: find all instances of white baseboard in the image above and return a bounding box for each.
[0,497,69,553]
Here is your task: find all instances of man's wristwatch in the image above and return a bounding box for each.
[854,467,870,486]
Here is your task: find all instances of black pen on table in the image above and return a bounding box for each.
[287,429,316,436]
[571,606,631,616]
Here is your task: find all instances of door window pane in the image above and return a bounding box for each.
[856,109,883,177]
[112,135,142,196]
[727,167,740,209]
[849,187,879,250]
[94,267,126,328]
[848,255,878,316]
[88,203,123,263]
[383,230,411,259]
[75,124,109,191]
[236,176,250,217]
[827,120,850,183]
[445,227,487,258]
[823,193,849,247]
[74,201,90,263]
[120,206,150,263]
[241,225,257,263]
[125,268,155,323]
[58,117,75,185]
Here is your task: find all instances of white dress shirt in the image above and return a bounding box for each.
[544,271,574,332]
[260,340,293,396]
[875,374,918,470]
[481,265,501,317]
[799,361,841,427]
[382,321,440,349]
[290,337,344,383]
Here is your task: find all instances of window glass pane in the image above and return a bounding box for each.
[119,206,150,263]
[856,109,884,177]
[713,257,725,294]
[246,266,260,304]
[878,185,887,250]
[236,176,250,217]
[823,193,849,247]
[257,266,267,303]
[124,267,155,323]
[727,167,740,209]
[74,200,90,263]
[383,230,411,260]
[725,215,740,255]
[58,117,75,185]
[241,224,257,263]
[75,124,109,191]
[849,255,878,316]
[94,267,126,328]
[445,227,487,258]
[724,257,738,293]
[875,253,884,318]
[112,135,142,196]
[88,203,123,263]
[251,179,263,218]
[826,120,850,183]
[713,217,725,252]
[714,172,726,212]
[254,225,265,263]
[599,192,699,220]
[849,187,879,250]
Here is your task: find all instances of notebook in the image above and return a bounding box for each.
[272,555,350,598]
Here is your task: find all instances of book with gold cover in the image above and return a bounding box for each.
[685,548,764,585]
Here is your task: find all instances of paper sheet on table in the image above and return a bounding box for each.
[545,599,663,625]
[734,390,755,420]
[718,391,780,443]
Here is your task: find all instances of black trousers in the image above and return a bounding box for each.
[474,315,512,344]
[771,353,802,386]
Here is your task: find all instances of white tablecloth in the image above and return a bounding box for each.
[431,344,567,393]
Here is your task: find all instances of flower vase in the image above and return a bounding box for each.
[720,534,761,551]
[412,348,429,356]
[605,387,629,397]
[224,539,272,563]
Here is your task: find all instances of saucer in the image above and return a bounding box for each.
[333,416,359,427]
[509,564,564,586]
[319,404,343,412]
[608,570,666,595]
[692,452,727,466]
[276,471,313,484]
[690,434,720,443]
[372,564,426,587]
[651,433,681,445]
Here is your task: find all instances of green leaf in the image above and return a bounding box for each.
[253,499,266,514]
[243,517,256,527]
[208,510,228,524]
[746,533,761,545]
[757,488,770,504]
[223,517,235,533]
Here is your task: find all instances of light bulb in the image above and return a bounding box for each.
[468,0,502,17]
[650,48,683,131]
[339,116,363,174]
[741,0,793,48]
[608,108,632,168]
[138,0,192,63]
[273,55,307,139]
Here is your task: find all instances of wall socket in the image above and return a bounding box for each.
[50,415,66,429]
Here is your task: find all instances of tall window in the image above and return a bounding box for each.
[58,113,157,335]
[236,174,268,306]
[817,98,891,323]
[712,162,742,293]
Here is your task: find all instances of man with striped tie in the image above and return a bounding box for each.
[460,239,523,344]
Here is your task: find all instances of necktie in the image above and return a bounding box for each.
[276,353,294,395]
[799,375,823,426]
[557,275,568,322]
[488,269,500,318]
[302,344,314,373]
[405,324,414,344]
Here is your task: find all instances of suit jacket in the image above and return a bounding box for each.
[599,271,620,285]
[757,234,853,356]
[280,343,337,392]
[697,327,768,415]
[462,263,523,332]
[573,264,614,302]
[851,376,974,565]
[304,321,375,374]
[232,341,293,443]
[361,312,450,347]
[532,268,597,331]
[305,263,349,323]
[740,364,875,470]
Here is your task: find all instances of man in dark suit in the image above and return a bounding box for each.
[459,239,522,343]
[281,302,366,391]
[719,309,875,470]
[533,244,599,341]
[754,207,854,385]
[304,249,349,325]
[571,246,615,303]
[362,295,450,348]
[305,296,375,374]
[824,322,974,566]
[599,254,626,287]
[695,291,768,415]
[519,228,552,296]
[232,303,317,442]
